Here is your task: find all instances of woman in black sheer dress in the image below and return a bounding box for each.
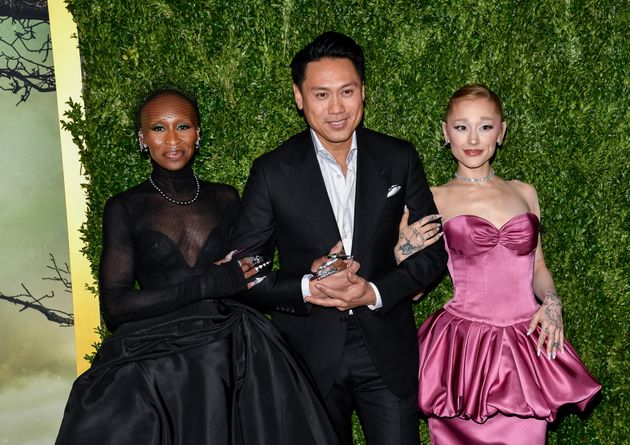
[56,89,339,444]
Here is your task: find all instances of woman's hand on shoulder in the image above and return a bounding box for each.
[394,206,442,265]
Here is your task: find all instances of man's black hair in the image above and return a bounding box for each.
[290,31,365,88]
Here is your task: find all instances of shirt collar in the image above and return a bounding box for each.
[310,128,358,161]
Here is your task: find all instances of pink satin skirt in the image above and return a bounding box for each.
[428,414,546,445]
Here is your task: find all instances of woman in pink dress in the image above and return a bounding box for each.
[395,84,601,444]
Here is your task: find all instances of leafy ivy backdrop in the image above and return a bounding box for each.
[64,0,628,443]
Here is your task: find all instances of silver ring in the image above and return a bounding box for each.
[247,255,266,266]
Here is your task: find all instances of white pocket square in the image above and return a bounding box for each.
[386,185,401,198]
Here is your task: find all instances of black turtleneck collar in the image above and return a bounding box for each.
[150,160,196,194]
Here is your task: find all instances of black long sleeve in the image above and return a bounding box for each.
[98,163,246,331]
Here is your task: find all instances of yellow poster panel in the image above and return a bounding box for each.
[49,0,101,375]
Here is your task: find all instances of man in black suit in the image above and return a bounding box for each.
[231,32,447,444]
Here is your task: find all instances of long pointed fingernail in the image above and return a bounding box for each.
[255,261,271,272]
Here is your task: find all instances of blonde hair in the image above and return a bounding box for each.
[446,84,503,120]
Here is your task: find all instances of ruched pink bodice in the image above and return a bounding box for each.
[443,213,540,325]
[417,213,601,424]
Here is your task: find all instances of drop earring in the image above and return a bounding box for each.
[138,131,148,154]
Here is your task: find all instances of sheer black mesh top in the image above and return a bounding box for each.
[99,161,246,331]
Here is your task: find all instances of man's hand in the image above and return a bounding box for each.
[310,241,345,273]
[306,266,375,311]
[307,240,349,298]
[307,259,360,298]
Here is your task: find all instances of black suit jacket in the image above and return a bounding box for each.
[231,127,447,396]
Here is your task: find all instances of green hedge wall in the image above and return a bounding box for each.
[64,0,628,443]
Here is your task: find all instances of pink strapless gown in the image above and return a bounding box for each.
[418,213,601,444]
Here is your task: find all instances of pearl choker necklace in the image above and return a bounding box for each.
[454,169,495,183]
[149,174,200,205]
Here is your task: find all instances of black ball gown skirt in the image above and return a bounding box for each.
[56,300,340,444]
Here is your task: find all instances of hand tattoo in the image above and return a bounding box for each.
[398,232,424,256]
[542,290,563,330]
[399,240,418,256]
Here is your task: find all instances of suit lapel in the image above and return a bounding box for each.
[352,129,390,260]
[280,131,342,251]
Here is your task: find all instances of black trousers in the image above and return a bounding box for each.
[324,317,420,445]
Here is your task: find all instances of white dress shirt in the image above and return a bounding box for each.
[301,129,382,310]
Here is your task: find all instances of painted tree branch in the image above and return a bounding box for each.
[0,6,55,104]
[0,0,49,21]
[0,254,74,326]
[43,253,72,292]
[0,286,74,326]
